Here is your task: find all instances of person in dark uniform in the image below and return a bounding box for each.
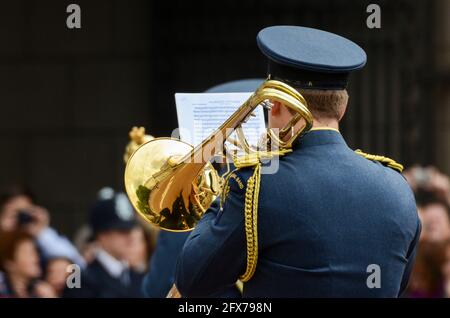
[142,79,263,298]
[64,188,144,298]
[175,26,421,297]
[141,231,189,297]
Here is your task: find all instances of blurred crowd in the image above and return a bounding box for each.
[0,185,156,298]
[1,165,450,298]
[403,166,450,297]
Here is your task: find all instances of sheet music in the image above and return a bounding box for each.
[175,92,266,147]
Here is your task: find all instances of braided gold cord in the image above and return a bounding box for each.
[354,149,404,173]
[239,163,261,282]
[229,150,290,283]
[249,164,261,279]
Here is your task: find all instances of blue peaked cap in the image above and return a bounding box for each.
[257,26,367,89]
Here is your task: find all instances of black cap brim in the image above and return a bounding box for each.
[93,219,138,235]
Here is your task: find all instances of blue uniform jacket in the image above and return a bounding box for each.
[175,129,420,297]
[142,202,242,298]
[142,231,190,297]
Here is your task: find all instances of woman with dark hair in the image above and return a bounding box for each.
[0,185,85,268]
[406,241,446,298]
[0,185,35,233]
[0,230,56,298]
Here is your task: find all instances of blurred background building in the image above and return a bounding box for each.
[0,0,449,238]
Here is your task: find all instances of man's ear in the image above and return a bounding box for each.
[337,103,348,121]
[271,101,282,116]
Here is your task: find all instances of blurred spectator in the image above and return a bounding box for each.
[0,185,85,268]
[404,166,450,206]
[44,257,72,297]
[404,166,450,298]
[127,226,151,274]
[64,188,145,298]
[416,191,450,243]
[406,241,445,298]
[442,240,450,297]
[73,224,98,265]
[0,230,56,298]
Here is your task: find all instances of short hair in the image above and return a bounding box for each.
[0,230,35,272]
[289,89,349,120]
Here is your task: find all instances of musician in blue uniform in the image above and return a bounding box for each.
[175,26,421,297]
[142,79,263,298]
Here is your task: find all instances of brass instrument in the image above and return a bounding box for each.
[124,80,313,232]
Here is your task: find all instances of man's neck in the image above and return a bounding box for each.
[291,118,340,137]
[278,117,340,142]
[311,119,340,131]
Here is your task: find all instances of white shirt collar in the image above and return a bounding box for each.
[96,248,129,279]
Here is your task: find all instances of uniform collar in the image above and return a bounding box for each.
[294,127,347,150]
[96,248,129,278]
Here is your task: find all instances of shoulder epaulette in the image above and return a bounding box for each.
[354,149,404,173]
